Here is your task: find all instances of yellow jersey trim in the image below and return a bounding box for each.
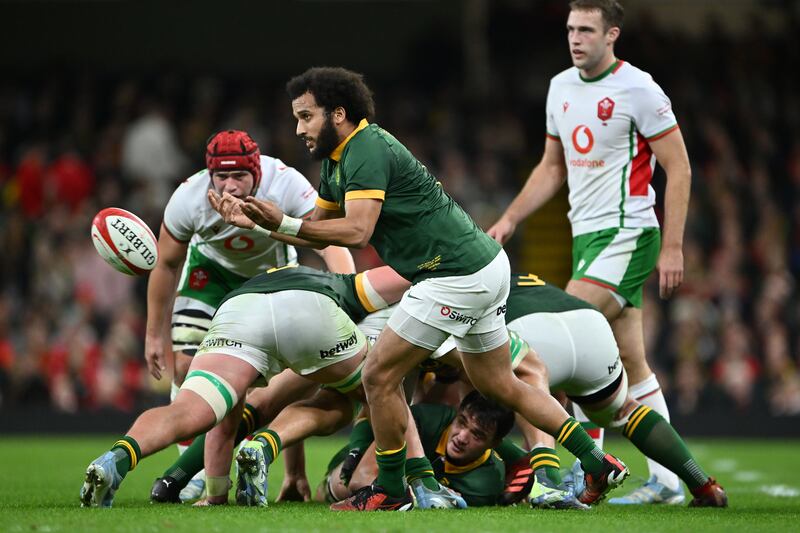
[330,119,369,162]
[435,426,492,474]
[315,197,341,211]
[345,190,386,202]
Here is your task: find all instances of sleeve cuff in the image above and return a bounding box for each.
[315,197,341,210]
[344,190,386,201]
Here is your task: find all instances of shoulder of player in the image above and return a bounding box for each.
[165,168,211,208]
[549,66,579,85]
[614,62,665,92]
[346,123,395,153]
[254,155,313,194]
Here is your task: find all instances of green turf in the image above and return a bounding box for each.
[1,436,798,532]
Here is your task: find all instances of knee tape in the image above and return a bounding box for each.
[323,359,365,394]
[180,370,238,424]
[579,370,629,429]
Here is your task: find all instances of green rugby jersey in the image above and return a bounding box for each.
[505,273,597,323]
[412,403,505,507]
[220,265,372,323]
[316,120,501,282]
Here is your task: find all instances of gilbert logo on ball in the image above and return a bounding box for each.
[91,207,158,276]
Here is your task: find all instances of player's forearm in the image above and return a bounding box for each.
[502,163,565,225]
[316,246,356,274]
[259,229,328,250]
[294,217,373,249]
[282,442,307,477]
[145,264,181,337]
[661,165,691,249]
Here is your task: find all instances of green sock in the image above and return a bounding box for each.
[254,429,282,464]
[163,435,205,486]
[624,406,708,489]
[405,456,439,490]
[555,417,605,474]
[530,447,563,486]
[162,403,260,487]
[376,443,407,497]
[494,438,528,464]
[111,436,141,478]
[348,417,374,453]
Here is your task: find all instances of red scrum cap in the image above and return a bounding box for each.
[206,130,262,192]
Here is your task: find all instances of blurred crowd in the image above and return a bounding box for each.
[1,5,798,418]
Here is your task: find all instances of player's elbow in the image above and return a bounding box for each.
[346,225,373,249]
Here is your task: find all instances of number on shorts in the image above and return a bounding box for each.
[517,273,545,287]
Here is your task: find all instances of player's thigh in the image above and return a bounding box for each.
[508,314,579,389]
[178,353,261,425]
[570,227,659,312]
[565,279,623,320]
[392,249,510,343]
[557,308,623,397]
[269,291,369,381]
[363,322,435,391]
[459,340,517,402]
[245,370,319,424]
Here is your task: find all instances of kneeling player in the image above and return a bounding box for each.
[79,265,404,507]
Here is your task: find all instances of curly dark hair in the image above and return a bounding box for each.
[286,67,375,125]
[569,0,624,30]
[458,390,515,442]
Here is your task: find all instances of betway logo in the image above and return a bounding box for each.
[440,306,478,326]
[320,331,358,358]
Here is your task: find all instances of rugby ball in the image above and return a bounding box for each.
[91,208,158,276]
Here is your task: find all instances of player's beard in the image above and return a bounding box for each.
[309,114,341,161]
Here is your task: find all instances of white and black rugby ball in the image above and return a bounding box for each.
[91,207,158,276]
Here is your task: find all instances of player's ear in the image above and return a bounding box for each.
[333,106,347,126]
[606,26,620,45]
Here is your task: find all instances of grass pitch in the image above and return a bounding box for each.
[1,435,798,532]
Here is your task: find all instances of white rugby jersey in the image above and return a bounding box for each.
[545,60,678,236]
[163,155,317,278]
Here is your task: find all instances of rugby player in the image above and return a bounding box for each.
[210,66,630,511]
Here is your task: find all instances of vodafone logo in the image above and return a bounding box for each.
[441,306,451,316]
[571,125,594,155]
[224,235,255,251]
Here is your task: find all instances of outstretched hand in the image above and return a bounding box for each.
[207,190,256,230]
[241,196,285,231]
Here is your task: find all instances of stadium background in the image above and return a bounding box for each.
[0,0,798,438]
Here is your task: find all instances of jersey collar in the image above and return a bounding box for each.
[579,59,624,83]
[435,426,493,474]
[329,119,369,162]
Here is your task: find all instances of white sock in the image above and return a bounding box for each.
[573,403,605,448]
[629,374,681,491]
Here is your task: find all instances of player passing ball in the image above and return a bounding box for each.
[210,66,630,511]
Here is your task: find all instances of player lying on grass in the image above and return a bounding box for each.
[79,264,416,508]
[401,273,727,508]
[320,391,530,508]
